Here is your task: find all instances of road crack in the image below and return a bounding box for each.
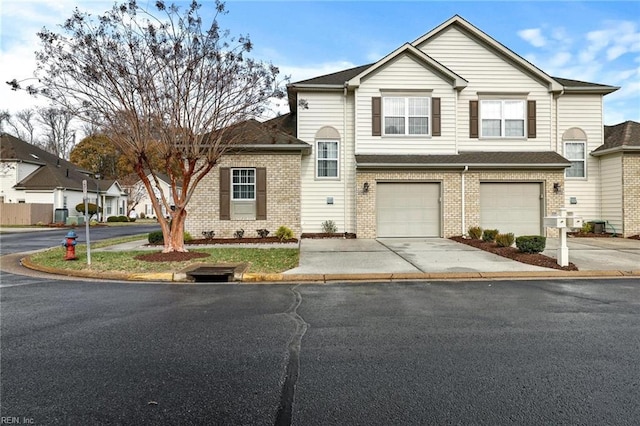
[275,284,308,426]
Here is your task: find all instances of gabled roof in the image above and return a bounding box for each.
[592,121,640,156]
[287,15,618,107]
[356,151,571,169]
[1,133,88,191]
[346,43,467,90]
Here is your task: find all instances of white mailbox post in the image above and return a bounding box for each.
[543,208,583,267]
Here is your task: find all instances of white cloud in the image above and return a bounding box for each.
[518,28,546,48]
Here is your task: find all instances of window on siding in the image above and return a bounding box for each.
[481,100,525,137]
[63,196,68,208]
[317,141,339,178]
[232,168,256,200]
[383,97,430,135]
[565,142,586,178]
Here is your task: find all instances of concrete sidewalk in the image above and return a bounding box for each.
[543,237,640,271]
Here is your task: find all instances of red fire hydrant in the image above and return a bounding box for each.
[62,230,78,260]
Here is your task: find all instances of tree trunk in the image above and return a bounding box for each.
[163,207,187,253]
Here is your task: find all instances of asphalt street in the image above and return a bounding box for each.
[0,224,160,255]
[1,278,639,425]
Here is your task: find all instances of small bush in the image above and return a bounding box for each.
[129,217,136,222]
[234,229,245,239]
[106,216,119,222]
[119,215,129,222]
[202,230,215,239]
[257,229,270,238]
[275,226,294,241]
[495,233,515,247]
[482,229,499,242]
[148,231,164,244]
[468,226,483,239]
[321,220,338,233]
[148,231,193,244]
[581,222,594,233]
[516,235,547,254]
[139,212,146,219]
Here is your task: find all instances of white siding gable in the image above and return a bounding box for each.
[417,26,553,152]
[356,54,457,155]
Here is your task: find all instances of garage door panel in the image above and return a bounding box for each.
[377,183,440,237]
[480,183,542,237]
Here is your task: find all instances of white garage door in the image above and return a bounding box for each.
[377,183,441,237]
[480,183,542,237]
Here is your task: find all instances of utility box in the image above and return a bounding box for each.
[544,216,566,228]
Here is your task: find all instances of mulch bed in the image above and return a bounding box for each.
[301,232,357,239]
[152,237,298,245]
[134,251,211,262]
[568,232,616,238]
[629,235,640,240]
[450,236,578,271]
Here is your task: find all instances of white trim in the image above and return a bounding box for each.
[231,168,256,201]
[315,140,340,179]
[564,141,587,179]
[382,96,432,137]
[479,99,526,139]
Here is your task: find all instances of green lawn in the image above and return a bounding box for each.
[29,245,299,274]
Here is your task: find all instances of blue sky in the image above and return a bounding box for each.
[1,1,639,124]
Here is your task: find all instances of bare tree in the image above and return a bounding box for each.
[36,107,75,159]
[0,110,11,133]
[10,0,285,252]
[12,109,37,144]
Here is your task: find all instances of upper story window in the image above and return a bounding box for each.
[383,97,430,136]
[232,168,255,200]
[480,100,525,138]
[564,142,586,178]
[317,140,339,178]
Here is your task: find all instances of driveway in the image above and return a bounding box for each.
[286,237,640,275]
[285,238,550,275]
[544,237,640,271]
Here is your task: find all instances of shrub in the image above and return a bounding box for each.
[139,212,146,219]
[129,217,136,222]
[495,233,515,247]
[107,215,130,222]
[148,231,164,244]
[468,226,483,239]
[75,202,102,219]
[233,229,245,239]
[202,230,215,239]
[581,222,594,234]
[257,229,270,238]
[148,231,193,244]
[275,226,294,241]
[516,235,547,254]
[321,220,338,233]
[482,229,499,242]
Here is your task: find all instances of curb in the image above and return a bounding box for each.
[18,256,640,283]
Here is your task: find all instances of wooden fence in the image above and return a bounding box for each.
[0,203,53,225]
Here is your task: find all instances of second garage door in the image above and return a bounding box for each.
[377,183,441,237]
[480,182,542,237]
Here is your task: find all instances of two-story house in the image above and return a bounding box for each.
[187,15,627,239]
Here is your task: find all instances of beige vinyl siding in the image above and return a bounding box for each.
[355,54,457,155]
[599,154,623,233]
[298,91,356,233]
[557,94,604,222]
[416,26,552,152]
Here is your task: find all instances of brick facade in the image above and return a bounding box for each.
[185,153,302,239]
[623,153,640,238]
[356,169,565,238]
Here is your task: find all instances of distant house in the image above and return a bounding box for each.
[186,15,635,240]
[0,133,126,224]
[124,172,183,219]
[592,121,640,237]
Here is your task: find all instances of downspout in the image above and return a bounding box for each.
[343,82,348,234]
[461,165,468,235]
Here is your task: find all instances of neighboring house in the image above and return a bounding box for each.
[0,133,126,224]
[126,173,183,219]
[187,15,628,240]
[592,121,640,237]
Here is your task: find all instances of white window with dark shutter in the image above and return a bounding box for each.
[480,100,525,138]
[383,97,430,136]
[220,167,267,221]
